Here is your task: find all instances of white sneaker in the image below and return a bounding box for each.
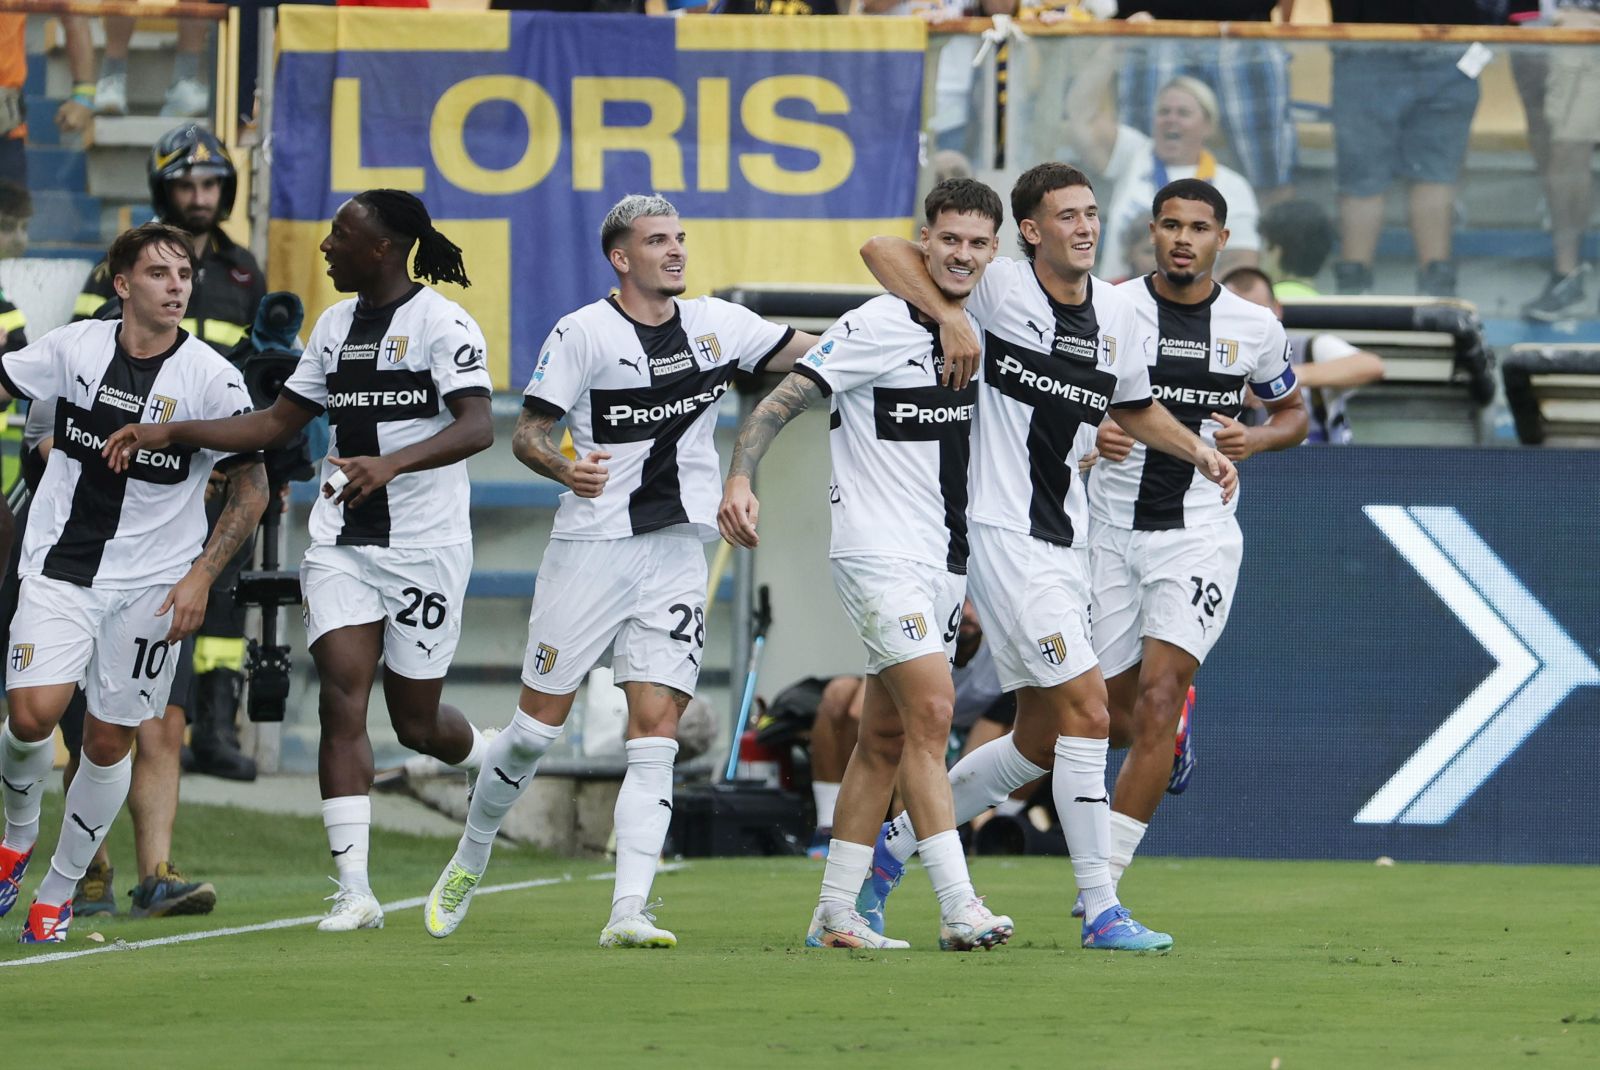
[598,899,676,948]
[805,904,910,950]
[939,896,1013,951]
[160,77,209,118]
[93,74,127,116]
[316,879,385,932]
[423,860,480,939]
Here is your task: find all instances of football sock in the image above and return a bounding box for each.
[36,753,132,907]
[455,724,489,772]
[609,736,678,922]
[458,710,562,872]
[811,781,840,830]
[1053,735,1117,915]
[818,838,873,915]
[322,795,371,895]
[882,735,1048,865]
[1,722,54,852]
[1109,811,1149,887]
[918,829,975,918]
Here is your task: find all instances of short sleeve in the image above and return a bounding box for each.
[712,300,793,375]
[280,316,331,414]
[1107,296,1153,408]
[0,331,64,403]
[429,305,493,404]
[1248,317,1299,401]
[965,256,1019,327]
[789,310,886,398]
[522,316,591,420]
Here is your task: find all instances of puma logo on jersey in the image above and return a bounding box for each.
[905,355,929,372]
[841,320,860,339]
[555,326,571,340]
[617,356,643,374]
[687,652,698,668]
[415,640,438,656]
[1025,320,1049,345]
[75,375,92,392]
[225,382,244,391]
[139,689,152,702]
[71,813,105,842]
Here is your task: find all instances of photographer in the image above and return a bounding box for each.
[75,124,265,783]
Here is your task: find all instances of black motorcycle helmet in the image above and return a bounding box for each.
[149,124,237,226]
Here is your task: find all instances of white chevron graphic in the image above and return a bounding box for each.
[1357,506,1600,825]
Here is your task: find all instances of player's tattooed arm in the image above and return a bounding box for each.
[859,237,978,389]
[513,409,609,498]
[718,372,822,549]
[161,460,269,643]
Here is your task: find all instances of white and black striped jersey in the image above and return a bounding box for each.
[791,296,977,574]
[0,321,257,589]
[282,284,492,549]
[1093,276,1298,531]
[963,256,1152,547]
[524,295,792,541]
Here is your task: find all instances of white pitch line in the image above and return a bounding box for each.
[0,862,687,970]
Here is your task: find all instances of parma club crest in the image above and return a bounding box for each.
[1038,633,1067,666]
[534,643,559,675]
[9,643,33,671]
[899,614,928,642]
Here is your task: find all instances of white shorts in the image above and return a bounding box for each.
[300,541,472,680]
[1089,517,1244,678]
[522,531,708,696]
[967,523,1098,691]
[830,556,965,676]
[7,575,181,726]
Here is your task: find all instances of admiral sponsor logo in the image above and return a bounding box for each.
[694,333,722,363]
[1160,337,1209,361]
[383,336,410,364]
[533,642,559,675]
[326,388,433,409]
[339,341,380,362]
[1152,385,1246,408]
[602,380,730,427]
[95,384,144,414]
[650,348,695,378]
[994,353,1109,409]
[1052,332,1098,362]
[887,400,975,425]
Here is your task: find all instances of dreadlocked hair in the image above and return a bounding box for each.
[354,189,471,289]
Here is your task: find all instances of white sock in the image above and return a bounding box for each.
[455,725,489,771]
[458,711,562,873]
[818,838,873,915]
[609,736,678,923]
[36,753,132,906]
[1,722,55,852]
[811,781,840,830]
[882,735,1048,866]
[322,795,372,895]
[918,829,975,919]
[1052,735,1117,918]
[1109,810,1149,887]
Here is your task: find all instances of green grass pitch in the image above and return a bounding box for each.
[2,796,1595,1068]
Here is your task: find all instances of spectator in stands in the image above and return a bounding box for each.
[0,11,27,187]
[1521,1,1600,321]
[1064,35,1261,279]
[1260,198,1336,299]
[0,179,29,262]
[95,15,211,118]
[1112,3,1295,207]
[1328,0,1491,297]
[1224,265,1386,444]
[53,17,101,137]
[1116,212,1158,283]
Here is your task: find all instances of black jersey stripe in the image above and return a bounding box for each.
[871,380,976,573]
[328,296,411,547]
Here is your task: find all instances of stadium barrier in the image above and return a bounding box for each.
[1502,344,1600,445]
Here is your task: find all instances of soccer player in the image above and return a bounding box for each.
[719,179,1014,951]
[103,190,495,932]
[857,163,1236,951]
[0,222,268,944]
[423,193,816,949]
[1087,179,1305,902]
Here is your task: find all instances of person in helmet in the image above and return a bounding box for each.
[54,125,268,921]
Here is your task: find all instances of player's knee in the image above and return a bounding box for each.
[903,696,954,745]
[858,723,904,766]
[1133,683,1185,744]
[391,719,436,754]
[5,704,54,743]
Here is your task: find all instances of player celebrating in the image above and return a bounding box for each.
[858,163,1235,951]
[1087,179,1305,902]
[0,223,268,944]
[423,194,816,949]
[720,179,1014,952]
[103,190,495,932]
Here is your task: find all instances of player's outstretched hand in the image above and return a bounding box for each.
[1195,445,1238,503]
[938,315,980,389]
[324,455,400,507]
[102,423,174,473]
[1096,420,1135,463]
[718,476,761,549]
[567,450,611,498]
[1209,411,1255,462]
[158,569,211,643]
